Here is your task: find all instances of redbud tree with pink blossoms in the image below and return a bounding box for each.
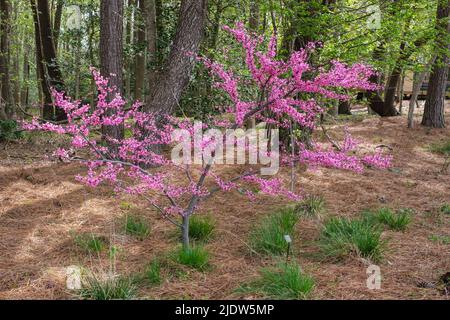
[23,23,392,249]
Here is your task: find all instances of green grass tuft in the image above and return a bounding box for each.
[188,215,215,242]
[363,208,412,231]
[243,262,314,300]
[429,235,450,245]
[295,195,326,218]
[80,275,136,300]
[124,215,150,240]
[145,260,162,285]
[320,217,385,262]
[440,203,450,215]
[174,245,210,271]
[74,233,107,253]
[250,208,299,255]
[429,140,450,155]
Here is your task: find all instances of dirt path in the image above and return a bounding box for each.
[0,111,449,300]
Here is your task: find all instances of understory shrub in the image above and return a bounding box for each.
[250,208,299,255]
[0,120,22,141]
[319,217,385,262]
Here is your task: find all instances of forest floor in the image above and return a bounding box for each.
[0,103,449,300]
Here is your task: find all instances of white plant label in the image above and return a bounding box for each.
[366,265,381,290]
[66,265,82,290]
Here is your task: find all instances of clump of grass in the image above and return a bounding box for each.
[74,233,107,253]
[80,275,136,300]
[429,140,450,155]
[320,217,385,262]
[250,208,299,255]
[144,260,162,285]
[243,263,314,300]
[429,235,450,245]
[363,208,412,231]
[295,195,326,218]
[188,215,215,242]
[174,245,210,271]
[124,215,150,240]
[440,203,450,215]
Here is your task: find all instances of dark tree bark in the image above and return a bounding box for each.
[100,0,124,140]
[0,0,11,119]
[338,101,351,115]
[145,0,157,87]
[382,42,406,116]
[31,0,47,116]
[144,0,208,116]
[31,0,66,121]
[134,0,146,101]
[422,0,450,128]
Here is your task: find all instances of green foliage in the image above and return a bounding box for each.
[429,140,450,156]
[429,235,450,245]
[188,215,215,242]
[144,260,162,285]
[80,275,136,300]
[74,233,107,253]
[320,217,385,262]
[174,245,210,271]
[440,203,450,215]
[242,262,314,300]
[250,208,299,255]
[295,195,326,218]
[0,120,22,141]
[363,208,412,232]
[124,215,150,240]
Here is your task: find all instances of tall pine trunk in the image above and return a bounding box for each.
[144,0,208,116]
[100,0,124,140]
[422,0,450,128]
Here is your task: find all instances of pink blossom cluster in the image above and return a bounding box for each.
[23,24,391,222]
[203,22,379,129]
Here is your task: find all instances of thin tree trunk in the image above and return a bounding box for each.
[408,60,435,128]
[53,0,63,53]
[182,215,190,249]
[20,43,30,112]
[246,0,259,128]
[398,72,405,114]
[422,0,450,128]
[125,0,134,99]
[0,0,12,119]
[100,0,124,140]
